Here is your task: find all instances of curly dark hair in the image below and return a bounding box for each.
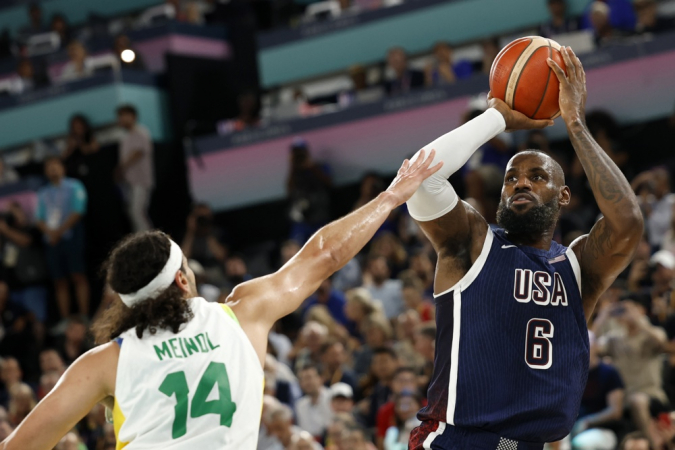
[92,231,193,343]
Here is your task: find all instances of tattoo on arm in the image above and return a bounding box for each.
[572,128,629,204]
[586,219,613,260]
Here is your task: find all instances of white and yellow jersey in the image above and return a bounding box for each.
[112,297,263,449]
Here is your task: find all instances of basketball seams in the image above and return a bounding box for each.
[503,38,532,107]
[530,40,554,119]
[505,38,548,110]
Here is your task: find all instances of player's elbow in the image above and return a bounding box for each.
[615,205,644,240]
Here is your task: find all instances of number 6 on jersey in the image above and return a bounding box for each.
[525,319,554,370]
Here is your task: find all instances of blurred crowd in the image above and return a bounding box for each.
[0,1,674,450]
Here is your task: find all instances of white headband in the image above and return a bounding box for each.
[118,239,184,307]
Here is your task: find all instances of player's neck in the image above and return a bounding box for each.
[504,229,555,251]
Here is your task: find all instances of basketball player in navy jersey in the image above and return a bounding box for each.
[407,47,643,449]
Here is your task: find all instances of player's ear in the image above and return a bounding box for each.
[559,185,571,207]
[175,269,190,295]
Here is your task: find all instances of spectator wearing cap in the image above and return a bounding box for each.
[595,300,668,448]
[538,0,580,38]
[570,332,625,450]
[330,382,354,414]
[296,365,333,440]
[287,138,332,244]
[382,47,424,96]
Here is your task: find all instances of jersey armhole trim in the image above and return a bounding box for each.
[565,247,582,296]
[433,227,493,298]
[220,304,240,325]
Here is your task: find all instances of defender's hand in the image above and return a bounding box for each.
[547,46,587,125]
[386,149,443,207]
[487,93,553,132]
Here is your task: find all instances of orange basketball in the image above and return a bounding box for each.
[489,36,567,120]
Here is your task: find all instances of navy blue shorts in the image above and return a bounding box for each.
[45,233,85,279]
[409,421,545,450]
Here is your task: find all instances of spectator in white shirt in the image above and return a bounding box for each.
[116,104,154,232]
[363,255,403,319]
[59,41,94,83]
[295,365,333,439]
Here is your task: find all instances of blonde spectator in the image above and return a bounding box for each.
[8,382,36,426]
[306,305,349,341]
[60,41,93,82]
[353,314,394,377]
[290,321,329,373]
[345,287,384,337]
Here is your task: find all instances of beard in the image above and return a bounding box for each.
[496,197,559,236]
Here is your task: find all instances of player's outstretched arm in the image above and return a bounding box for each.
[548,47,643,319]
[227,151,443,365]
[0,343,118,450]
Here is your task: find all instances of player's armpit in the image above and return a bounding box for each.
[1,343,118,450]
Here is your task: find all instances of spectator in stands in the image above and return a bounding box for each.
[18,2,47,43]
[345,287,380,340]
[424,41,473,87]
[217,90,261,135]
[222,253,252,291]
[582,0,636,32]
[343,426,377,450]
[382,47,424,96]
[353,314,393,378]
[0,357,22,409]
[597,300,668,448]
[116,104,154,232]
[375,367,420,449]
[56,431,84,450]
[619,432,650,450]
[296,364,333,439]
[289,431,323,450]
[320,339,358,391]
[37,371,60,400]
[54,315,89,364]
[330,382,354,414]
[36,156,89,320]
[401,249,435,298]
[538,0,580,38]
[286,138,332,243]
[0,293,40,385]
[182,203,227,284]
[362,255,403,320]
[7,382,35,426]
[63,114,100,181]
[545,5,581,38]
[113,34,146,71]
[570,332,624,450]
[369,232,407,278]
[291,321,329,372]
[0,418,13,441]
[0,159,19,185]
[60,40,94,82]
[413,323,435,393]
[0,201,49,323]
[353,173,385,211]
[589,1,630,47]
[360,347,400,428]
[39,348,65,376]
[476,37,501,75]
[338,65,384,107]
[303,278,350,326]
[383,390,422,450]
[401,277,434,323]
[632,167,674,250]
[50,14,71,48]
[13,59,49,95]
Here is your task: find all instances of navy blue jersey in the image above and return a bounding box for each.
[417,226,589,443]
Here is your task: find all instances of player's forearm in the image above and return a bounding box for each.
[416,107,506,177]
[407,108,505,221]
[306,191,398,276]
[567,119,642,235]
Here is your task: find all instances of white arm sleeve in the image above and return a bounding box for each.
[406,108,506,222]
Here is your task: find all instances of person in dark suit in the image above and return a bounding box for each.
[383,47,425,96]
